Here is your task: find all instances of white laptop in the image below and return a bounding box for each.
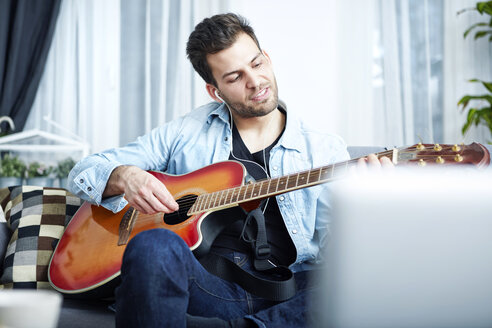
[313,168,492,328]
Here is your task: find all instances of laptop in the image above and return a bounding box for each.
[313,168,492,328]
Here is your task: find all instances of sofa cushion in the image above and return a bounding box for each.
[0,186,82,289]
[0,222,9,273]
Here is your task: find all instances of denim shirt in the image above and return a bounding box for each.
[68,102,349,272]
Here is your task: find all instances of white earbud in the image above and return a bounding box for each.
[215,90,224,103]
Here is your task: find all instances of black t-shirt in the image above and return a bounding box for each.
[211,110,297,266]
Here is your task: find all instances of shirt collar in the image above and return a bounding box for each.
[277,103,303,153]
[206,101,303,153]
[207,102,231,125]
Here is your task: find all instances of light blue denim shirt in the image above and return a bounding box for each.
[68,102,349,272]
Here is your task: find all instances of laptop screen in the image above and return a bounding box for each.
[313,168,492,328]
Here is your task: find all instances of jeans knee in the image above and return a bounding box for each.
[124,229,189,267]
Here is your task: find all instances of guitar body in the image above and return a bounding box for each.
[48,143,491,295]
[48,161,256,294]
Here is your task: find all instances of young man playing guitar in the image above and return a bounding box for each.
[68,13,391,328]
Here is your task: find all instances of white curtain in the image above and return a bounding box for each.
[27,0,491,152]
[443,0,492,144]
[230,0,443,147]
[27,0,121,154]
[27,0,230,154]
[374,0,446,146]
[118,0,230,146]
[233,0,491,147]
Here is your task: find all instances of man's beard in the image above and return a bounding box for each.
[221,79,279,119]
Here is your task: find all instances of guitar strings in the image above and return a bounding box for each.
[158,145,466,212]
[143,144,465,217]
[224,98,273,215]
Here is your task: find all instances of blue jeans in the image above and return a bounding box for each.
[115,229,313,328]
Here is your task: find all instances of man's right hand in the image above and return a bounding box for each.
[103,166,179,215]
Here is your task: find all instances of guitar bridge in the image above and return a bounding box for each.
[118,207,137,246]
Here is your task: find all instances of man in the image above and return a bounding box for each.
[68,13,390,328]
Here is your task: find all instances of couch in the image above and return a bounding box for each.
[0,144,489,327]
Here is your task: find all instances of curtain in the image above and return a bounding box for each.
[230,0,446,147]
[27,0,230,153]
[28,0,491,152]
[0,0,61,133]
[373,0,445,146]
[338,0,491,146]
[119,0,230,146]
[326,0,445,147]
[443,0,492,144]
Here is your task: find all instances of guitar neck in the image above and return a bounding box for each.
[186,142,489,216]
[187,149,394,215]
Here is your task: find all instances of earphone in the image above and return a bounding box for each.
[216,88,271,213]
[215,90,224,103]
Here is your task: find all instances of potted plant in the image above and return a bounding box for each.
[55,157,76,188]
[0,154,26,188]
[26,161,54,187]
[457,1,492,142]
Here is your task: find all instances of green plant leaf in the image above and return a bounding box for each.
[458,94,492,109]
[461,105,492,136]
[458,95,471,108]
[462,108,478,134]
[483,94,492,105]
[468,79,492,92]
[464,22,488,38]
[480,107,492,130]
[0,154,26,178]
[475,107,492,127]
[26,161,53,178]
[474,30,492,40]
[482,81,492,92]
[485,4,492,15]
[477,1,492,15]
[459,95,492,110]
[55,158,76,178]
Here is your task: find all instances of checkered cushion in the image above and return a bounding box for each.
[0,186,82,289]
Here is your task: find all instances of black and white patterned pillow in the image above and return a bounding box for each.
[0,186,82,289]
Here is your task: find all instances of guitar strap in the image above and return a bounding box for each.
[200,205,297,302]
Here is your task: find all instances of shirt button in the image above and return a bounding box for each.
[87,186,92,192]
[273,166,278,171]
[224,137,228,141]
[79,178,84,183]
[279,196,285,201]
[292,229,298,234]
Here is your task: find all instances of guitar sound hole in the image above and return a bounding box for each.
[162,194,198,225]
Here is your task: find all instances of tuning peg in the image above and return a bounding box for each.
[452,144,461,152]
[436,156,445,164]
[434,144,442,151]
[416,143,425,150]
[418,159,426,166]
[454,154,463,162]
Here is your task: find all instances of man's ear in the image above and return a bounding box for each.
[262,50,272,64]
[206,84,223,103]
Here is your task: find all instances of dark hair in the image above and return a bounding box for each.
[186,13,261,86]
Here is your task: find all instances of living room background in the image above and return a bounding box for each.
[24,0,492,154]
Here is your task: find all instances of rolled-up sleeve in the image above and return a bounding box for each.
[67,120,179,212]
[68,158,126,212]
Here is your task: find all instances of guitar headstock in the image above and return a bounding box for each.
[396,142,491,168]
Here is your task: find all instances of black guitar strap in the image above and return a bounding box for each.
[200,205,297,302]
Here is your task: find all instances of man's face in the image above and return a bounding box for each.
[207,33,279,118]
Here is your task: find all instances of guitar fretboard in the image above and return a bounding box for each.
[187,142,490,216]
[187,161,351,215]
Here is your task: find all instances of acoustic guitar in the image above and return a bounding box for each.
[48,143,490,295]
